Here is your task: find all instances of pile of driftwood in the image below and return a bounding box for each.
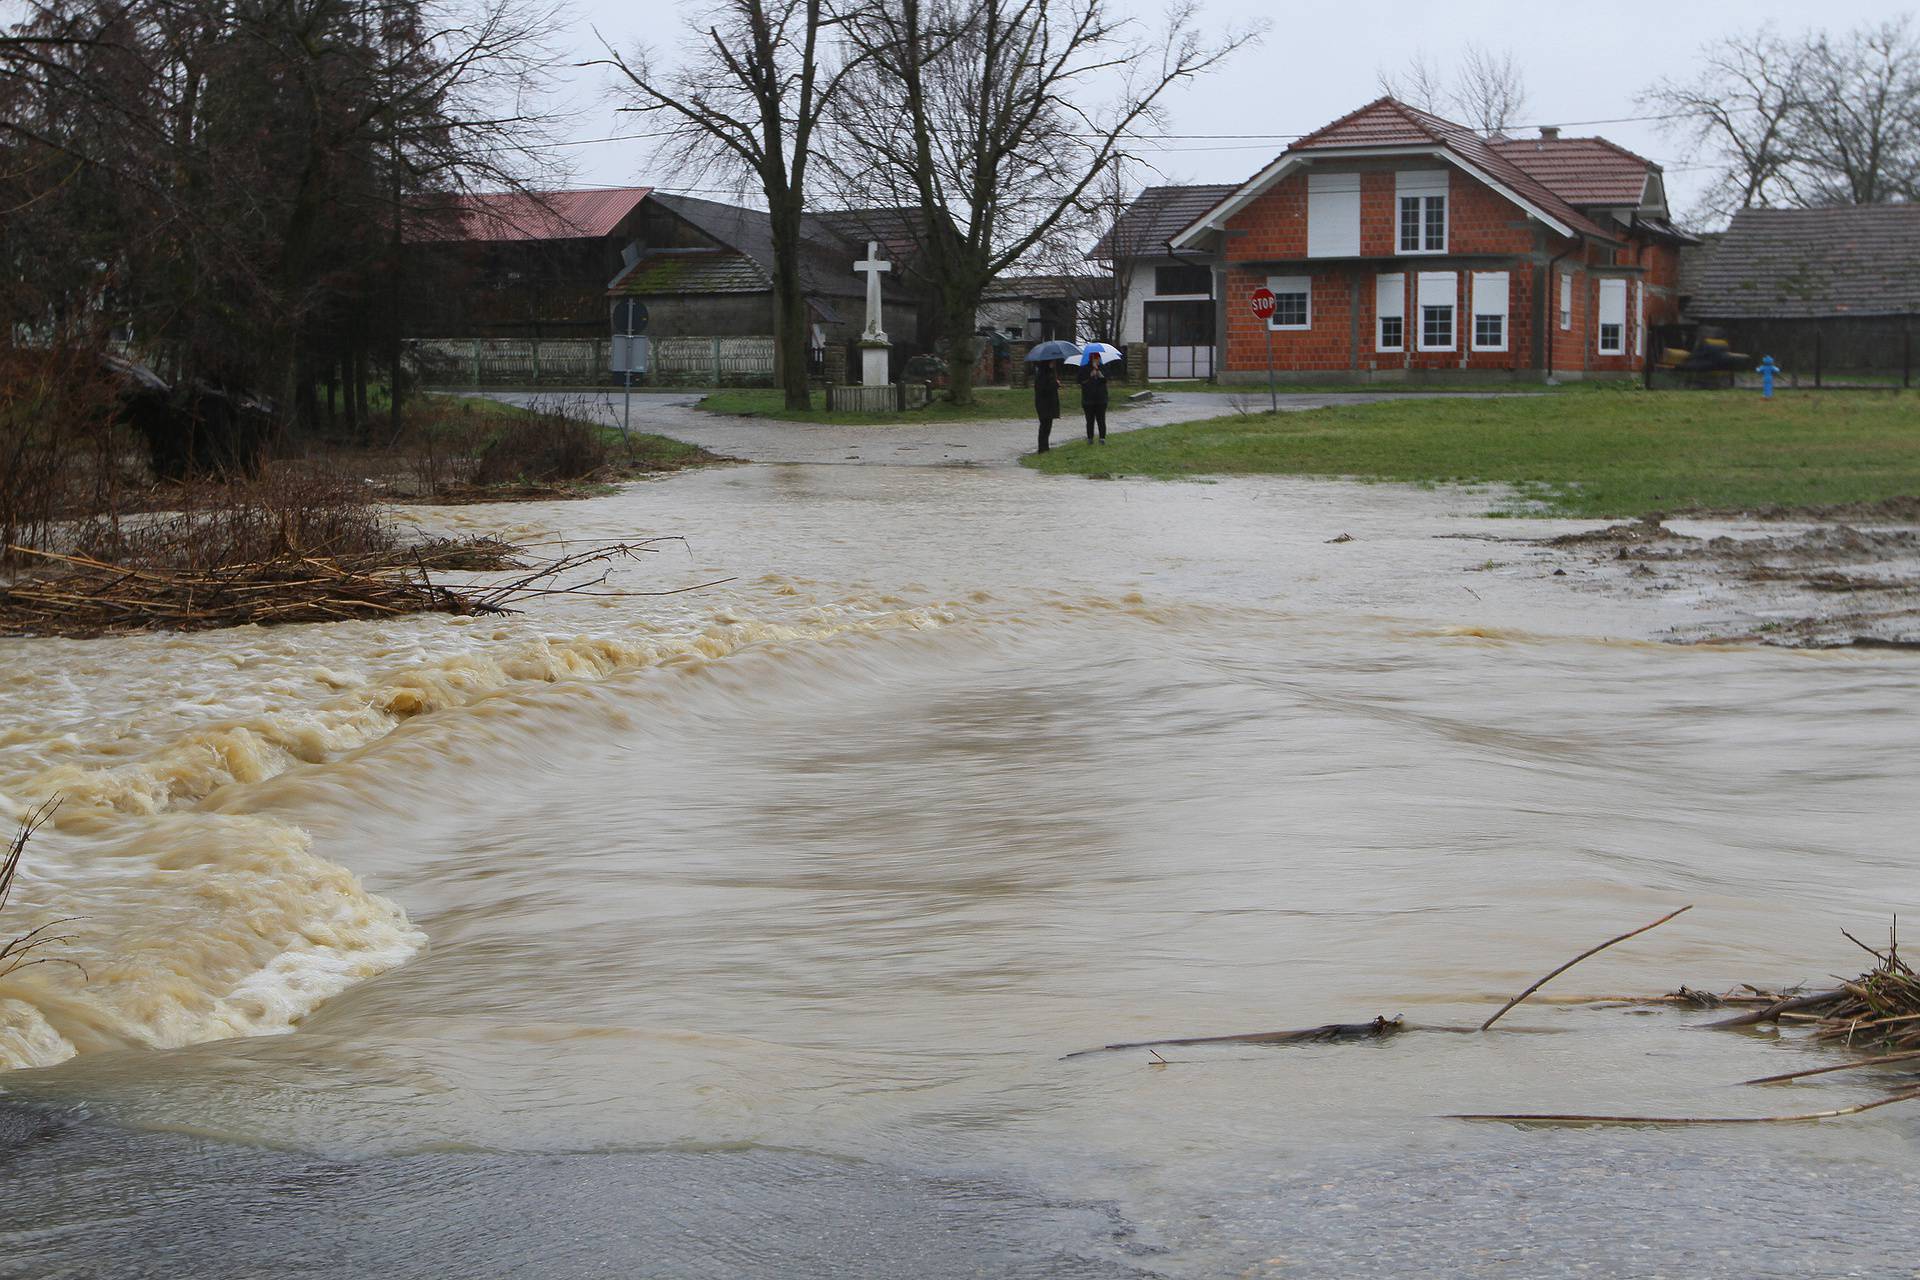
[0,537,708,636]
[1069,906,1920,1126]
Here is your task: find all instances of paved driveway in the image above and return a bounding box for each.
[483,388,1528,468]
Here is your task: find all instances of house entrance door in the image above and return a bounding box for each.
[1144,300,1215,379]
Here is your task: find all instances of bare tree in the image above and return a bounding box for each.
[1378,43,1527,135]
[1375,49,1445,114]
[1453,44,1527,136]
[1789,18,1920,205]
[1641,33,1810,220]
[1078,154,1150,346]
[830,0,1257,405]
[598,1,863,411]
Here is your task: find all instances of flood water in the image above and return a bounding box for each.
[2,456,1918,1278]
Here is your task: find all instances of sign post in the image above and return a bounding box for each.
[1249,287,1277,412]
[611,299,650,456]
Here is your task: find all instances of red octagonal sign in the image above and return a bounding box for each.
[1249,287,1276,320]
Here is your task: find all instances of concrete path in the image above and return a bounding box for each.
[485,388,1530,468]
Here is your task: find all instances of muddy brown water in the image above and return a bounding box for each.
[2,456,1917,1278]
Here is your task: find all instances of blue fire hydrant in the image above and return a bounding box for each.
[1758,355,1778,398]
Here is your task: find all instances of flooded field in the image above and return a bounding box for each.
[2,453,1917,1277]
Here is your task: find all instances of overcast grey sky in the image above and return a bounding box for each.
[558,0,1914,221]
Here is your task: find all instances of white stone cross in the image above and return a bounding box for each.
[855,240,891,344]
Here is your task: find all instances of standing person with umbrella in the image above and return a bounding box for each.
[1025,339,1078,453]
[1077,343,1121,444]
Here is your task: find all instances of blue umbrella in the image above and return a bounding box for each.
[1078,342,1123,366]
[1024,339,1081,362]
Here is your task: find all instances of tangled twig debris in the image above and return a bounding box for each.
[0,537,727,636]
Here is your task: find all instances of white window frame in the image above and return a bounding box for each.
[1558,273,1572,330]
[1307,172,1362,259]
[1416,271,1456,352]
[1470,271,1509,353]
[1396,171,1449,255]
[1267,274,1311,331]
[1597,278,1626,355]
[1634,280,1646,357]
[1375,272,1406,353]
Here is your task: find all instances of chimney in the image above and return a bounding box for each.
[1539,126,1561,141]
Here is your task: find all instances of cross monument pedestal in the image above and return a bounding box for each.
[854,241,891,386]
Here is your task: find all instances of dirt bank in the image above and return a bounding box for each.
[1535,516,1920,648]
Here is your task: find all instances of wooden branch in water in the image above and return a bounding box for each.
[1451,1087,1920,1126]
[1063,1016,1407,1060]
[1704,989,1846,1029]
[1739,1048,1920,1087]
[1479,906,1694,1032]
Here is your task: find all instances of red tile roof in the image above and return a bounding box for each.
[1490,137,1652,206]
[1287,97,1613,240]
[424,187,654,242]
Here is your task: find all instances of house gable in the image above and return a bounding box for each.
[1170,97,1613,252]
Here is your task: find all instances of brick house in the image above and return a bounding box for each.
[1167,97,1696,382]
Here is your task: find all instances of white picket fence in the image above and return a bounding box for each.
[407,335,779,387]
[652,336,776,384]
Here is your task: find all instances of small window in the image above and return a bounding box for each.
[1597,278,1627,354]
[1558,273,1572,330]
[1376,272,1405,353]
[1398,196,1446,253]
[1268,275,1310,330]
[1470,272,1508,353]
[1395,172,1449,254]
[1154,264,1211,296]
[1416,271,1455,352]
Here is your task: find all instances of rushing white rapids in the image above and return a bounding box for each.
[0,578,964,1070]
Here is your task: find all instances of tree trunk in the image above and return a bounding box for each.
[768,208,813,411]
[943,292,980,405]
[353,346,371,443]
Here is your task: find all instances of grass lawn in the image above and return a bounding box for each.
[1023,389,1920,518]
[1142,378,1607,396]
[420,392,720,474]
[697,386,1081,424]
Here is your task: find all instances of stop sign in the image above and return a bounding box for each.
[1249,287,1276,321]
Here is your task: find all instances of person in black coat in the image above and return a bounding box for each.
[1078,352,1110,442]
[1034,359,1062,452]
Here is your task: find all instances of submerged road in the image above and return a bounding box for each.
[482,387,1527,467]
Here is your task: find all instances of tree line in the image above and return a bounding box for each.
[1643,18,1920,218]
[1,0,556,447]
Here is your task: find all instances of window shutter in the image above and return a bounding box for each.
[1472,272,1508,319]
[1599,279,1626,326]
[1417,271,1455,308]
[1376,273,1405,319]
[1396,170,1448,197]
[1307,173,1361,258]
